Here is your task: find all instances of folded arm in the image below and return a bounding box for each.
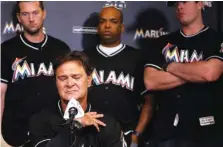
[144,67,186,91]
[167,59,223,83]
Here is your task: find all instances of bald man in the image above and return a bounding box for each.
[84,6,154,147]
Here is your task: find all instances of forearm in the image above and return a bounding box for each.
[134,95,154,134]
[167,61,220,82]
[144,68,186,91]
[131,95,154,144]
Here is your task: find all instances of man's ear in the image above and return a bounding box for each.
[43,10,47,20]
[97,26,99,32]
[88,75,92,87]
[197,1,204,10]
[121,23,124,33]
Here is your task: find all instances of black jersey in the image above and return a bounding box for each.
[144,26,223,141]
[29,102,125,147]
[1,33,70,146]
[84,44,144,131]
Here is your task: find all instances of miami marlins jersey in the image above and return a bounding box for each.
[84,44,144,131]
[144,26,223,141]
[1,33,70,146]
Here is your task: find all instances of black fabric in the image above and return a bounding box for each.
[28,104,124,147]
[84,45,144,131]
[1,33,70,146]
[144,26,223,141]
[144,138,223,147]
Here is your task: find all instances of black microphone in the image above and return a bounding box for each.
[69,107,78,121]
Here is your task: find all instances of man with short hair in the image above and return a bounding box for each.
[84,6,153,147]
[29,51,125,147]
[144,2,223,147]
[1,1,70,146]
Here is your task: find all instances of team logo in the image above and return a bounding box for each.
[72,26,97,34]
[2,21,23,34]
[104,1,127,9]
[162,43,203,63]
[92,69,135,91]
[134,28,168,40]
[2,21,46,35]
[12,57,54,83]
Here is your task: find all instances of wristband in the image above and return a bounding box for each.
[132,130,141,137]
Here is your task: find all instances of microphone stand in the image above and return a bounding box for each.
[70,119,76,146]
[68,107,78,147]
[69,120,83,146]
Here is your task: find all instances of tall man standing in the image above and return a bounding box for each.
[84,6,153,146]
[1,1,70,146]
[144,2,223,147]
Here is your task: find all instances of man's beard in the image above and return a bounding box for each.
[23,24,43,35]
[101,36,120,45]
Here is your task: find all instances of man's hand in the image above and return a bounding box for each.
[75,112,106,132]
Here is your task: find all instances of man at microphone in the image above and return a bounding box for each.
[28,51,126,147]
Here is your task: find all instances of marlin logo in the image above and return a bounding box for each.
[162,43,180,63]
[12,56,27,70]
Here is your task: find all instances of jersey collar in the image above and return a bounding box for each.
[180,26,209,38]
[20,33,48,50]
[96,43,126,57]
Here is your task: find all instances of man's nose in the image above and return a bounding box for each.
[29,13,34,22]
[105,21,111,28]
[66,79,75,87]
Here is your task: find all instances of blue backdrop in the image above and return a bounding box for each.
[1,1,222,51]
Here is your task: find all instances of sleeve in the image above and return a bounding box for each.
[205,34,223,62]
[133,54,150,100]
[99,115,126,147]
[1,43,12,84]
[143,36,166,70]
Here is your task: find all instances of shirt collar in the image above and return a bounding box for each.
[96,43,126,57]
[19,33,48,50]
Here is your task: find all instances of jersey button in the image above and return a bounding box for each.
[105,87,108,90]
[176,94,181,98]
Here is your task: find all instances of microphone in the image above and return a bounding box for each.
[68,107,78,121]
[63,98,84,120]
